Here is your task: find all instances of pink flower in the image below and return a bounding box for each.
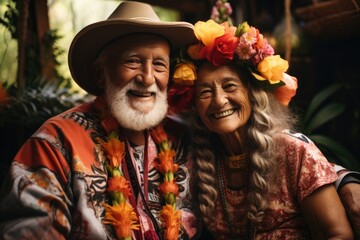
[241,31,257,45]
[261,39,275,57]
[224,3,233,15]
[210,7,220,20]
[236,41,256,60]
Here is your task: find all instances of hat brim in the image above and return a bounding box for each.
[69,19,197,96]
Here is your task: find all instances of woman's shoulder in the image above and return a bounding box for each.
[275,129,314,148]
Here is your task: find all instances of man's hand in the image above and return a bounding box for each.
[339,183,360,239]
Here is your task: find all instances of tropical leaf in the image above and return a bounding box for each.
[305,102,345,133]
[303,83,342,125]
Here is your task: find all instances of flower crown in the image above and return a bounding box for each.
[168,16,298,114]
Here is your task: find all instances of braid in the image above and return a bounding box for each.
[246,88,276,223]
[192,115,218,225]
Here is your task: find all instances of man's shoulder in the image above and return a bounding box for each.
[163,115,190,134]
[163,115,191,145]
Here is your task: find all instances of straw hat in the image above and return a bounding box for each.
[68,1,197,95]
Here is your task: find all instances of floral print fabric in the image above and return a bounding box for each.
[207,130,338,239]
[0,97,198,240]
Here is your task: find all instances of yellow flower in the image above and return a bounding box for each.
[99,133,125,168]
[160,204,181,240]
[252,55,289,84]
[173,63,197,86]
[103,202,139,239]
[194,20,224,46]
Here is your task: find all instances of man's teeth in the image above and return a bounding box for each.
[213,109,235,119]
[130,90,152,97]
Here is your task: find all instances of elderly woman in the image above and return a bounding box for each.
[168,20,354,239]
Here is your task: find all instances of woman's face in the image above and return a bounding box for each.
[195,62,252,134]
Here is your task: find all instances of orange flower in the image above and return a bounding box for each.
[107,176,132,199]
[151,125,168,145]
[103,202,139,239]
[160,204,181,240]
[99,133,125,168]
[221,22,237,36]
[274,73,298,106]
[187,43,204,60]
[159,180,179,196]
[155,149,178,174]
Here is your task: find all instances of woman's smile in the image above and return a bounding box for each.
[211,108,237,119]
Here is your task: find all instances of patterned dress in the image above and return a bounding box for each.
[0,97,199,240]
[206,130,338,240]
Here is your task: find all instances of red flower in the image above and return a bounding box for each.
[167,83,195,115]
[200,33,239,66]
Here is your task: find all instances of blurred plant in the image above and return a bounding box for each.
[210,0,233,25]
[0,79,90,128]
[301,83,360,170]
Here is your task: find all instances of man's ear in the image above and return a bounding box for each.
[92,59,105,89]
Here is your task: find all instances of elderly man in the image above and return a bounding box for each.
[0,2,199,239]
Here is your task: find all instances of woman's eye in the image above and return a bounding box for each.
[223,83,237,91]
[198,89,212,98]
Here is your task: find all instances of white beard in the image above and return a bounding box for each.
[104,80,168,131]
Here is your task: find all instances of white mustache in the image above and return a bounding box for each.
[124,81,159,94]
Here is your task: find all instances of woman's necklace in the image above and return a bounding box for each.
[217,153,254,240]
[227,153,248,169]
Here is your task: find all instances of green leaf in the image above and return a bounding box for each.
[303,83,342,125]
[305,102,345,133]
[309,134,360,171]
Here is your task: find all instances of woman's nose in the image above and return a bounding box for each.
[212,89,228,107]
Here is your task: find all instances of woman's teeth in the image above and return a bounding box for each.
[213,109,235,119]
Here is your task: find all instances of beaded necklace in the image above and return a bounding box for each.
[99,124,181,240]
[217,154,254,240]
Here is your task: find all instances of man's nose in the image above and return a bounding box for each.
[136,62,155,87]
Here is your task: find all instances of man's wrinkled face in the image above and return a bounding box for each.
[100,34,170,131]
